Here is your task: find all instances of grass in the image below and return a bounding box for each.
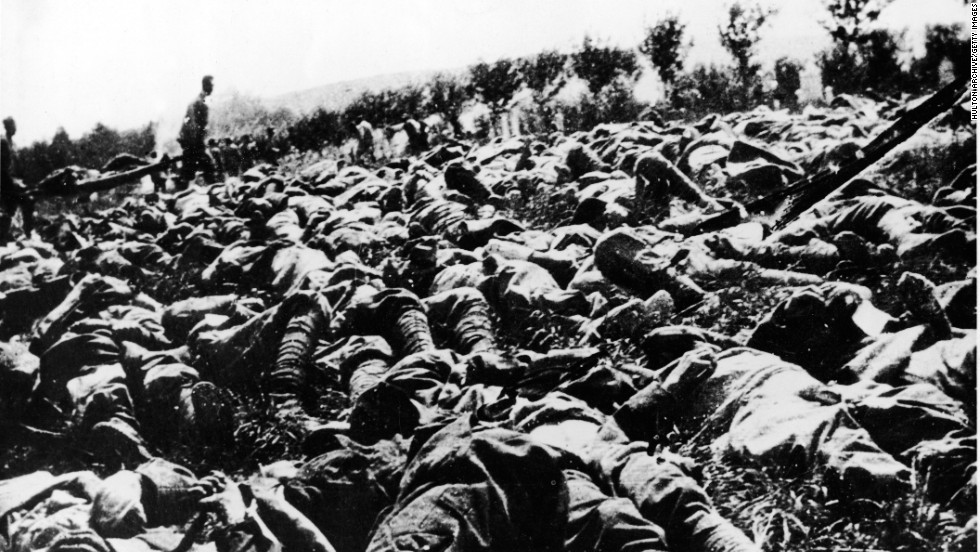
[700,450,977,552]
[869,129,976,205]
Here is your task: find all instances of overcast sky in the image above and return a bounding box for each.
[1,0,968,144]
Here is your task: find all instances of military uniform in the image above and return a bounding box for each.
[176,92,215,187]
[0,134,35,242]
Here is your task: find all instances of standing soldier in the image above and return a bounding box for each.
[258,127,278,164]
[176,75,216,188]
[238,134,255,171]
[352,119,375,164]
[273,127,291,159]
[0,117,35,243]
[207,138,225,180]
[221,137,241,178]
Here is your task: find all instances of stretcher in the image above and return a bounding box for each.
[33,155,180,198]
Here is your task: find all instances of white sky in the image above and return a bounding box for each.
[1,0,968,144]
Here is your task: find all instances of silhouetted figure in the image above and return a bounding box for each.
[176,75,216,188]
[1,117,35,242]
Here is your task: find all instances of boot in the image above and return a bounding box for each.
[898,272,952,340]
[347,383,420,445]
[371,289,435,355]
[88,418,152,467]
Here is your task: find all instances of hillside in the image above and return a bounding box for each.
[263,68,459,115]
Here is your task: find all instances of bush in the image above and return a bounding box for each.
[773,57,803,107]
[672,64,745,114]
[913,24,970,87]
[818,43,863,95]
[424,73,469,136]
[816,0,921,96]
[819,28,910,95]
[860,29,909,94]
[553,76,645,132]
[342,89,390,128]
[571,37,640,94]
[210,92,296,139]
[289,108,344,151]
[382,84,428,122]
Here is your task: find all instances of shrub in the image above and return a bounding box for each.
[773,57,803,107]
[816,0,918,96]
[210,92,296,139]
[551,76,645,132]
[913,24,970,87]
[424,73,469,136]
[819,28,910,95]
[289,108,344,151]
[672,64,744,114]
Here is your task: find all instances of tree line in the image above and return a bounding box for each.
[286,0,968,152]
[12,0,970,181]
[14,123,156,184]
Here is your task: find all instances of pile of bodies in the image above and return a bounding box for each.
[0,95,975,552]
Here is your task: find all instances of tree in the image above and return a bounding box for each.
[425,73,469,136]
[48,128,76,169]
[469,59,522,110]
[469,59,522,135]
[394,85,428,121]
[819,30,909,95]
[718,2,774,108]
[517,50,568,94]
[822,0,893,48]
[719,2,774,81]
[860,29,908,93]
[817,0,906,95]
[639,15,689,88]
[571,36,640,94]
[76,123,123,170]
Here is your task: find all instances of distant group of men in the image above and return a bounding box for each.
[1,72,431,236]
[0,75,292,243]
[176,75,288,189]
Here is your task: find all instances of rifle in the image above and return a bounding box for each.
[687,77,969,236]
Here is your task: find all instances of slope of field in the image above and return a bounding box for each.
[0,92,975,552]
[264,68,454,115]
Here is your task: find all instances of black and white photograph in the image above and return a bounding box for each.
[0,1,976,550]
